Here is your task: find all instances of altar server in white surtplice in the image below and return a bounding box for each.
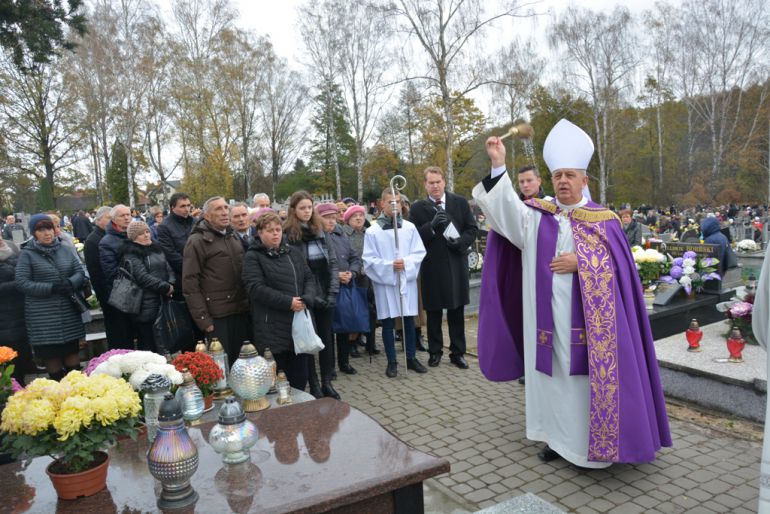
[752,244,770,513]
[363,186,428,379]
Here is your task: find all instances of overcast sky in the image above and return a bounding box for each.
[232,0,656,66]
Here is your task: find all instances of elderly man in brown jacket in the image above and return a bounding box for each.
[183,196,250,364]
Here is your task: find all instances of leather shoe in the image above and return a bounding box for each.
[537,446,560,462]
[321,382,341,400]
[330,370,337,381]
[386,362,398,378]
[518,377,525,385]
[428,354,441,367]
[449,354,469,369]
[367,346,380,355]
[309,384,324,399]
[339,363,357,375]
[350,346,361,358]
[406,358,427,373]
[416,340,428,352]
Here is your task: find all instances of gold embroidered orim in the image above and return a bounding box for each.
[571,214,620,462]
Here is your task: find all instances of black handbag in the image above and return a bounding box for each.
[153,297,195,354]
[107,261,143,314]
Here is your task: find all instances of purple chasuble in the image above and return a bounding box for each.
[477,198,672,463]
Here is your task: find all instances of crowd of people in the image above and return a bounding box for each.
[0,169,476,401]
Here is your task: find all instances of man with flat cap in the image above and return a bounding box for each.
[473,119,671,468]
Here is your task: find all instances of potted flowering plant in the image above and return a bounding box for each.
[172,352,223,410]
[660,251,721,296]
[631,247,668,286]
[725,301,756,346]
[0,371,141,499]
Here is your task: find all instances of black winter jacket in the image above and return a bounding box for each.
[156,212,195,278]
[119,241,174,323]
[327,224,362,275]
[0,252,26,344]
[98,223,128,295]
[84,226,107,303]
[242,238,316,355]
[288,227,339,309]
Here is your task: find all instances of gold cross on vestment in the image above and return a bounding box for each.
[538,331,548,345]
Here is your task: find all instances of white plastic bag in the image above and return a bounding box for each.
[292,309,324,354]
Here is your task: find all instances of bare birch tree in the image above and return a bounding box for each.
[259,55,309,202]
[298,0,344,199]
[549,6,637,204]
[338,1,393,202]
[381,0,525,191]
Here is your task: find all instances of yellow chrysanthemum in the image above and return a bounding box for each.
[1,397,56,435]
[54,396,95,440]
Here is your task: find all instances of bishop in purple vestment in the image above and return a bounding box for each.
[472,119,671,467]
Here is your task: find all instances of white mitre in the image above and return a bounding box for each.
[543,119,594,172]
[543,119,594,201]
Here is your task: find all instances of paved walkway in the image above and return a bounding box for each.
[332,329,761,513]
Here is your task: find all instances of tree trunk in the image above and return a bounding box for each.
[442,89,455,192]
[655,103,664,191]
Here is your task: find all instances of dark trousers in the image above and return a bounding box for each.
[135,321,158,353]
[336,332,350,367]
[102,303,135,350]
[426,306,466,357]
[308,307,335,385]
[275,352,310,391]
[211,312,252,366]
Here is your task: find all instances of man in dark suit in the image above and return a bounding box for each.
[409,166,478,369]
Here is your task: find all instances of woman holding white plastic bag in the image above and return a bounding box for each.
[242,212,317,392]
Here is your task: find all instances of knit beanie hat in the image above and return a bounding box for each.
[343,205,366,224]
[315,202,339,217]
[127,220,150,241]
[28,213,54,233]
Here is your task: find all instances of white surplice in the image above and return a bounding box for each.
[363,220,426,320]
[473,172,611,469]
[752,243,770,513]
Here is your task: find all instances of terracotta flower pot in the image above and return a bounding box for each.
[204,393,214,412]
[46,451,109,500]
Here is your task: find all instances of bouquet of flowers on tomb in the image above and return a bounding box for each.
[90,350,183,391]
[0,346,22,406]
[0,371,141,473]
[631,246,668,287]
[736,239,759,253]
[724,301,756,345]
[659,251,721,295]
[172,352,223,397]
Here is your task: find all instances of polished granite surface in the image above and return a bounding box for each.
[0,398,449,513]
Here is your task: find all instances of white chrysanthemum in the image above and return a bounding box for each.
[112,351,166,375]
[683,265,696,276]
[679,275,692,286]
[682,258,696,268]
[91,361,123,378]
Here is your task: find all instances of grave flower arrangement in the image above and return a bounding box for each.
[631,246,668,287]
[0,371,141,473]
[90,350,183,391]
[0,346,19,405]
[660,251,721,294]
[736,239,759,253]
[172,352,223,397]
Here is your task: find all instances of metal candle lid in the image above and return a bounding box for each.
[195,341,208,353]
[217,396,246,425]
[689,319,699,330]
[181,369,195,386]
[238,342,258,359]
[141,373,172,393]
[158,393,183,422]
[210,339,225,354]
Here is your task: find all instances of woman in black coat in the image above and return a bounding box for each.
[283,191,340,400]
[0,239,33,385]
[119,221,174,353]
[242,212,316,390]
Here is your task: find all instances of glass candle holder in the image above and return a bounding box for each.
[175,369,204,422]
[209,339,233,400]
[141,373,172,442]
[263,347,277,394]
[147,393,199,510]
[208,396,259,464]
[276,371,292,405]
[230,342,272,412]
